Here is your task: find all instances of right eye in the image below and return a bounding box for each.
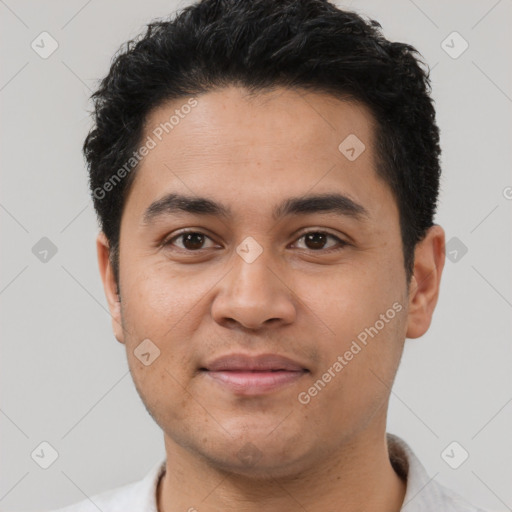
[164,230,218,251]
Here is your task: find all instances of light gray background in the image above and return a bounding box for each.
[1,0,511,510]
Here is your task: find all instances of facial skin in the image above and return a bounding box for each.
[97,86,445,512]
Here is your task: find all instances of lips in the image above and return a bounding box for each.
[201,353,308,395]
[203,353,307,372]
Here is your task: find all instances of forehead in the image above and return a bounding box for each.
[123,85,396,226]
[142,86,375,165]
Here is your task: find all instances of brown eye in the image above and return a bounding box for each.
[294,231,347,251]
[165,231,216,251]
[304,232,328,250]
[181,232,205,250]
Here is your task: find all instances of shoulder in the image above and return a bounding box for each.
[43,460,166,512]
[49,479,143,512]
[428,479,489,512]
[387,434,490,512]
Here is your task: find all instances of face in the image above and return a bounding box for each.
[97,86,444,477]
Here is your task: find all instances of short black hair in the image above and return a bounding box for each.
[84,0,441,291]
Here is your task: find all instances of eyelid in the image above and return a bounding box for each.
[291,229,349,251]
[163,228,349,252]
[163,229,219,249]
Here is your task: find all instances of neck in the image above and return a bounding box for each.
[157,429,406,512]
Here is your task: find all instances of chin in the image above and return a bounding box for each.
[206,448,313,480]
[195,429,314,479]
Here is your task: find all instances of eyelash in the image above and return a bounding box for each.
[163,229,349,253]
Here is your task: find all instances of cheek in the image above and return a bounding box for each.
[298,259,402,336]
[118,263,204,403]
[130,358,198,436]
[120,262,210,339]
[124,329,198,430]
[298,309,405,439]
[296,260,406,410]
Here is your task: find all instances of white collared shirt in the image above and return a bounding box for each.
[48,433,487,512]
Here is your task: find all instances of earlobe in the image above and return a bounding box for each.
[405,225,446,339]
[96,232,125,344]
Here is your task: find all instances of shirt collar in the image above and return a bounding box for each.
[146,433,474,512]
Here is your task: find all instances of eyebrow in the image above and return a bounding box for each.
[142,192,370,225]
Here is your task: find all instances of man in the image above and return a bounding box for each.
[53,0,486,510]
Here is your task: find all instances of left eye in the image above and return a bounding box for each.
[293,231,347,251]
[165,231,217,251]
[164,230,347,252]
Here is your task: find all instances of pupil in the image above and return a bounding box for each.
[305,232,326,250]
[184,233,204,250]
[181,233,328,250]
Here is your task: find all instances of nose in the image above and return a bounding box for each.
[211,249,297,331]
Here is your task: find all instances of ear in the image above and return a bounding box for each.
[406,225,446,339]
[96,231,125,344]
